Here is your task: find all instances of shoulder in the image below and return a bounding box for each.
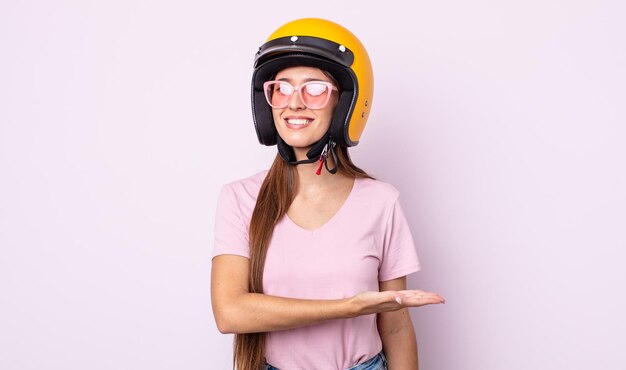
[216,170,267,216]
[213,171,267,258]
[220,170,268,198]
[354,176,401,204]
[347,177,403,224]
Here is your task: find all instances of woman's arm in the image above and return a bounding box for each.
[211,254,351,333]
[378,277,420,370]
[211,255,444,334]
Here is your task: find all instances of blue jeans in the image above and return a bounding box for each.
[264,351,387,370]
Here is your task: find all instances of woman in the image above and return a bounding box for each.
[211,18,445,370]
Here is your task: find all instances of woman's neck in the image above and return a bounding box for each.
[293,153,350,194]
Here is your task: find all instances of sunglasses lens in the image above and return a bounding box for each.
[264,82,291,108]
[301,82,330,108]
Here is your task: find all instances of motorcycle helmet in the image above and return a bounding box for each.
[251,18,374,170]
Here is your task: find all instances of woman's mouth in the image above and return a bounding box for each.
[285,118,313,129]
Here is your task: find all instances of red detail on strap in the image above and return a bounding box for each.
[315,157,324,175]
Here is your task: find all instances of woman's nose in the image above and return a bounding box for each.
[287,90,306,110]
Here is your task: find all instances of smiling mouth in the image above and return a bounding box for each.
[285,118,313,128]
[286,118,312,125]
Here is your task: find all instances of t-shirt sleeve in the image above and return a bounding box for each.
[212,184,250,259]
[378,197,421,281]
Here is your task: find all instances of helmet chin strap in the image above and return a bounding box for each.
[276,131,338,175]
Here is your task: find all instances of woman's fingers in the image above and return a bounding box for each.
[397,289,438,296]
[381,290,445,304]
[396,290,446,305]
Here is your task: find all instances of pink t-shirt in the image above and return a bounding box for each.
[213,170,421,369]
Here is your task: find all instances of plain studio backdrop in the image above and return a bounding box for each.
[1,1,624,369]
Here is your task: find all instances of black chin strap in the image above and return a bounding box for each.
[276,131,338,175]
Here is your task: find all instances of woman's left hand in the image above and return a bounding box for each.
[349,289,445,316]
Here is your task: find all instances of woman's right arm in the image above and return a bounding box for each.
[211,254,444,334]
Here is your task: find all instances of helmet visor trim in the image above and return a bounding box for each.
[255,36,355,68]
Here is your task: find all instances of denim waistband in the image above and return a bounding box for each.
[264,351,387,370]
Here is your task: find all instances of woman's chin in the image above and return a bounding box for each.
[279,135,321,150]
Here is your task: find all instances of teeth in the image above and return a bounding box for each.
[287,119,311,125]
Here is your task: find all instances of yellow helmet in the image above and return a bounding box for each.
[251,18,374,162]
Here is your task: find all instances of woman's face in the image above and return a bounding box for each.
[270,66,338,156]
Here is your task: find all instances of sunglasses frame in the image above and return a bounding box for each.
[263,80,338,109]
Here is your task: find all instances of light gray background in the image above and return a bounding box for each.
[1,1,624,369]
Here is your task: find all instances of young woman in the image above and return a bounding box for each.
[211,18,445,370]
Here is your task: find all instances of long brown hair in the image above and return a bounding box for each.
[234,146,372,370]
